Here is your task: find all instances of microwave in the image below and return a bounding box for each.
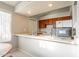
[56,27,72,37]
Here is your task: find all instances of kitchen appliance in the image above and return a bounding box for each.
[56,27,72,37]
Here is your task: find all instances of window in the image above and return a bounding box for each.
[0,11,11,42]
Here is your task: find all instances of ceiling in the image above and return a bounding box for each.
[2,1,74,17]
[2,1,21,7]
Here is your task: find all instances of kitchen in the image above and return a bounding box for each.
[13,1,77,57]
[0,1,79,57]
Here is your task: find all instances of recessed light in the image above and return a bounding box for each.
[48,4,53,7]
[27,11,31,14]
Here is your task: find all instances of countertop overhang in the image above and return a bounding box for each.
[14,34,77,45]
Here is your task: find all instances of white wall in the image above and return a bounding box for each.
[12,13,38,35]
[73,1,79,44]
[75,2,79,38]
[11,14,28,50]
[40,7,70,20]
[25,19,37,35]
[11,13,37,50]
[12,13,28,34]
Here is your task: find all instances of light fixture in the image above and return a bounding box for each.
[27,11,31,14]
[48,4,53,7]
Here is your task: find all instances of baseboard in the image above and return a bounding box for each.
[18,48,35,57]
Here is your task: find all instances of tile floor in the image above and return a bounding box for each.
[6,50,32,57]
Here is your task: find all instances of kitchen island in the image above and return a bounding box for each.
[13,34,79,57]
[14,33,77,45]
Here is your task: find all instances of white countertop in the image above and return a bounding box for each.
[14,34,77,45]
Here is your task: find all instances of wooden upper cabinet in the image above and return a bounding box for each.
[56,16,72,21]
[39,16,72,28]
[48,19,56,24]
[48,19,53,25]
[39,20,48,28]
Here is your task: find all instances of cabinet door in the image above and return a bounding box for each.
[39,21,44,28]
[39,20,47,28]
[48,19,53,24]
[48,19,56,25]
[56,20,72,27]
[62,20,72,27]
[56,21,63,27]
